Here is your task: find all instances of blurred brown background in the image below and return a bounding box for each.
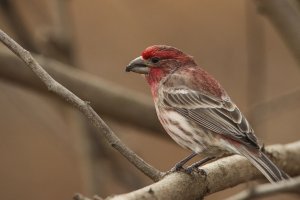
[0,0,299,200]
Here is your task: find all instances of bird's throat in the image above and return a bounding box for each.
[145,68,167,98]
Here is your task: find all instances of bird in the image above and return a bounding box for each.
[125,45,289,183]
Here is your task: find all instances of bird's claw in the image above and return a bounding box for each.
[171,163,185,172]
[163,164,189,178]
[166,163,201,175]
[167,165,204,176]
[167,156,214,175]
[184,165,204,174]
[164,165,184,176]
[199,168,207,176]
[164,155,213,177]
[184,166,196,174]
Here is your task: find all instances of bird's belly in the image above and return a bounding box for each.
[157,108,225,155]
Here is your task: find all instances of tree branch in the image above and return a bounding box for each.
[255,0,300,65]
[225,176,300,200]
[0,28,162,182]
[103,142,300,200]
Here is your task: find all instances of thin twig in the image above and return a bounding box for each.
[0,28,162,182]
[225,176,300,200]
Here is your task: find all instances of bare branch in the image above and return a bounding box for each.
[0,28,162,182]
[104,142,300,200]
[255,0,300,65]
[225,176,300,200]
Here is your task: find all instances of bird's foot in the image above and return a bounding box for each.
[166,156,215,176]
[169,162,185,173]
[168,152,197,173]
[163,153,196,177]
[185,156,215,174]
[184,167,207,176]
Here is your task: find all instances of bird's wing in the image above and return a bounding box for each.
[161,86,259,148]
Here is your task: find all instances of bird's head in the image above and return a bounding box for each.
[126,45,196,85]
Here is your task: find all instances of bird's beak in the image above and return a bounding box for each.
[125,56,149,74]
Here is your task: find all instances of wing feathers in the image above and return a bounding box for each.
[161,87,259,148]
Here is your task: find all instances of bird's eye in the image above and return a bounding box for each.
[150,57,160,64]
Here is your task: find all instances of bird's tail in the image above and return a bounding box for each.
[237,146,289,183]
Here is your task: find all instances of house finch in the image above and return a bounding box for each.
[126,45,289,182]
